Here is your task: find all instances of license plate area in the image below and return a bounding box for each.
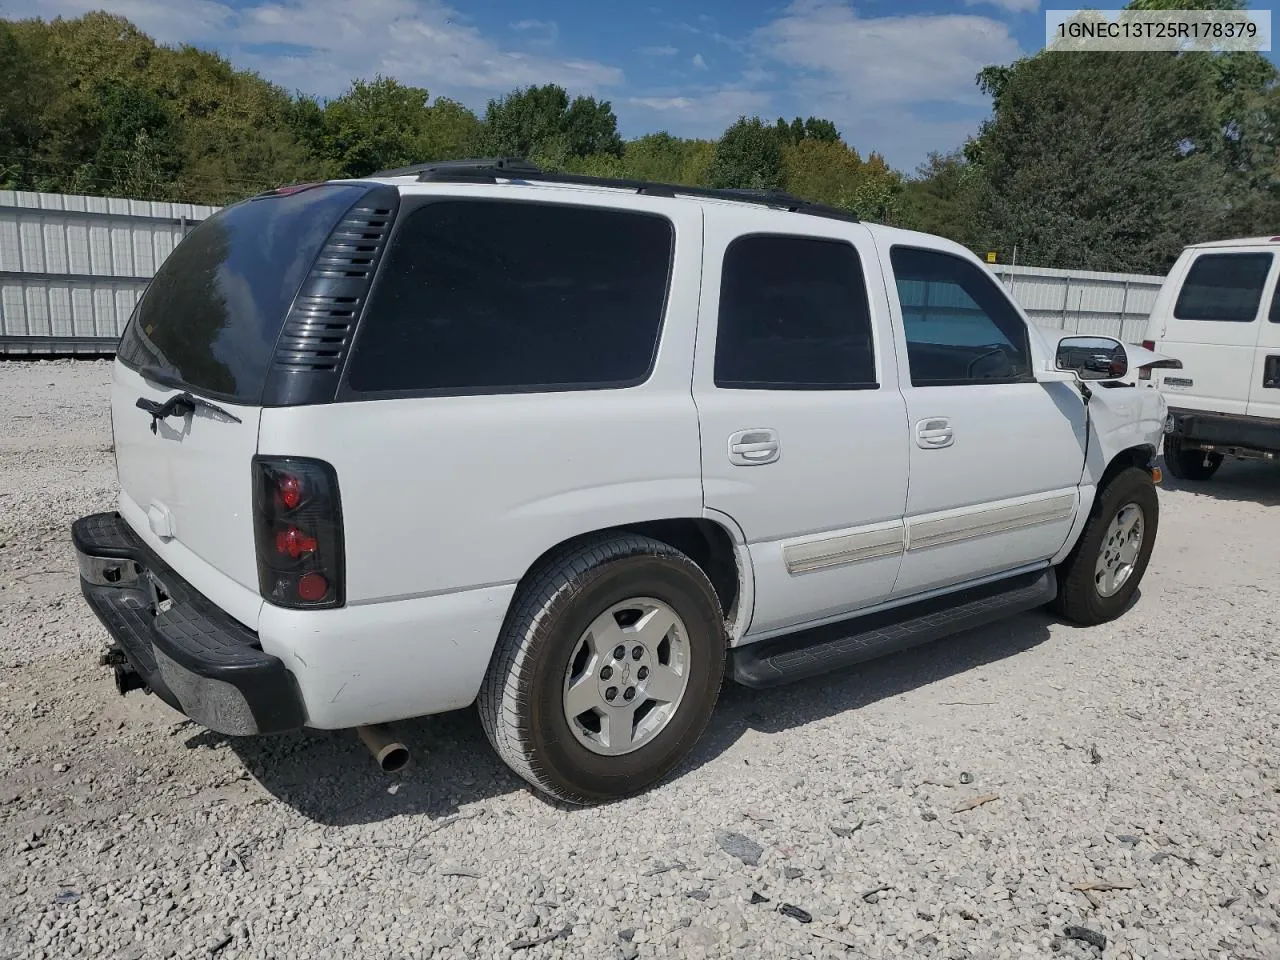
[144,570,174,614]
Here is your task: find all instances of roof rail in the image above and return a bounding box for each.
[375,157,861,224]
[370,157,541,180]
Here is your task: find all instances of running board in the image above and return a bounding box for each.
[731,569,1056,689]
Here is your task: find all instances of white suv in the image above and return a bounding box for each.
[73,160,1169,804]
[1141,236,1280,480]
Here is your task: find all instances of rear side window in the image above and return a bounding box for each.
[714,235,876,390]
[346,200,674,395]
[890,246,1032,387]
[117,184,369,403]
[1174,253,1273,323]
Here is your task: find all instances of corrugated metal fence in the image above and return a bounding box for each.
[988,262,1163,344]
[0,188,1165,355]
[0,189,216,354]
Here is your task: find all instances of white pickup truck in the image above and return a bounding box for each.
[73,160,1171,804]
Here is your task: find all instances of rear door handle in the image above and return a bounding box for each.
[916,417,954,449]
[728,428,780,466]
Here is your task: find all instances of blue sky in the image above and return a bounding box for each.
[1,0,1275,171]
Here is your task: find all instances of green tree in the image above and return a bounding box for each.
[72,80,181,198]
[839,153,903,223]
[0,21,51,188]
[158,45,323,203]
[901,151,982,245]
[616,132,716,184]
[971,51,1225,272]
[773,116,841,146]
[1,13,325,202]
[478,84,623,163]
[781,137,864,206]
[709,117,783,190]
[422,97,483,160]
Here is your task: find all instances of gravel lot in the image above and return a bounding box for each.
[2,359,1279,960]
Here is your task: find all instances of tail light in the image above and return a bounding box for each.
[252,456,344,609]
[1139,339,1156,380]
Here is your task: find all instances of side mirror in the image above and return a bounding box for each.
[1056,336,1128,381]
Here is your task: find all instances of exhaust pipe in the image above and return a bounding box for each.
[357,724,410,773]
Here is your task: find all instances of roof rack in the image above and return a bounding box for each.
[370,157,542,180]
[371,157,860,224]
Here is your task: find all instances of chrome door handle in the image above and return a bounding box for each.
[915,418,953,449]
[728,429,780,466]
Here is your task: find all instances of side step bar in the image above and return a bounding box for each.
[731,568,1056,689]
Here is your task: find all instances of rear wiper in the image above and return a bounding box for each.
[135,392,242,434]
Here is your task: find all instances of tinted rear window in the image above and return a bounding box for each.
[1174,252,1273,323]
[714,235,877,390]
[345,200,674,395]
[117,184,368,403]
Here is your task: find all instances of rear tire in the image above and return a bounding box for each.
[477,533,726,805]
[1052,466,1159,626]
[1162,434,1222,481]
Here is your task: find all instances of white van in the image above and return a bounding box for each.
[1142,237,1280,479]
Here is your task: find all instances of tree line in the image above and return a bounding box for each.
[1,1,1275,275]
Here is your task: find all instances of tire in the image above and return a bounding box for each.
[477,533,727,805]
[1162,434,1222,481]
[1052,466,1159,627]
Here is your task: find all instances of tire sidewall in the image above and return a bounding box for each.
[1164,434,1221,481]
[520,553,725,801]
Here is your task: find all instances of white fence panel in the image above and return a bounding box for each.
[987,263,1164,345]
[0,189,216,353]
[2,188,1170,354]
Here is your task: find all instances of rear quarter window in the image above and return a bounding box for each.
[1173,252,1273,323]
[344,199,675,396]
[116,183,370,403]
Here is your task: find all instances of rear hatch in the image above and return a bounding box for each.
[111,182,379,628]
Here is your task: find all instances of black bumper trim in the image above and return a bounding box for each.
[72,512,307,735]
[1168,407,1280,454]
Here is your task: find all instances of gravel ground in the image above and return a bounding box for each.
[2,359,1279,960]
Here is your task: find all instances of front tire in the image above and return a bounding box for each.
[1052,466,1159,626]
[477,533,726,805]
[1163,434,1222,481]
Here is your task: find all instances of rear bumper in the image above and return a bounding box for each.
[72,512,306,735]
[1166,407,1280,455]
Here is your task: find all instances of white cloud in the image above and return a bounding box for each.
[625,87,774,130]
[755,0,1020,108]
[509,18,559,45]
[965,0,1040,12]
[629,96,696,110]
[638,44,679,56]
[7,0,235,44]
[5,0,621,100]
[691,53,708,70]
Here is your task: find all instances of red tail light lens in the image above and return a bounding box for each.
[297,573,329,602]
[253,456,344,609]
[277,474,303,510]
[275,527,317,559]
